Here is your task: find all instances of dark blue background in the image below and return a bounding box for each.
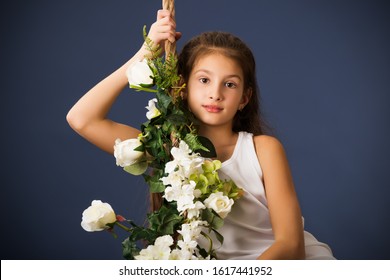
[1,0,389,260]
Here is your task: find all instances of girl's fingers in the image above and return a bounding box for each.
[158,15,176,29]
[156,31,176,43]
[145,10,179,48]
[157,9,172,21]
[156,9,166,20]
[148,13,177,44]
[149,25,176,43]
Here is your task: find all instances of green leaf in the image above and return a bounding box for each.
[156,89,172,113]
[144,171,166,193]
[183,134,208,153]
[201,208,224,230]
[183,134,217,158]
[149,180,165,193]
[148,205,183,235]
[143,25,162,58]
[162,121,173,133]
[133,144,145,152]
[123,161,148,176]
[197,246,209,259]
[130,84,158,93]
[139,83,154,88]
[166,114,187,125]
[196,136,217,158]
[131,227,158,244]
[143,25,148,40]
[122,237,139,260]
[211,228,224,245]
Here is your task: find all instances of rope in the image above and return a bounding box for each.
[162,0,176,57]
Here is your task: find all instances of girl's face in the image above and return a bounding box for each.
[186,52,249,129]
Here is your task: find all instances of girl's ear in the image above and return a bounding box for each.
[180,89,187,100]
[239,87,252,110]
[179,75,187,99]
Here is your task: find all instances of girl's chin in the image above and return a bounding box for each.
[197,119,233,128]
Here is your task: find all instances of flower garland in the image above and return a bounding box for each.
[80,28,243,260]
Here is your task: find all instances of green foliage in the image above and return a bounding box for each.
[117,204,183,260]
[143,171,165,193]
[122,237,139,260]
[147,205,183,235]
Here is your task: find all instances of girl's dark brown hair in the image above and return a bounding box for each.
[150,31,271,212]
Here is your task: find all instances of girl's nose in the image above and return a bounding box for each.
[209,95,221,101]
[208,84,223,101]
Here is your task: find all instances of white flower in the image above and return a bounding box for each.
[113,138,144,167]
[163,185,179,203]
[169,248,194,260]
[145,98,161,120]
[186,201,206,219]
[135,235,173,260]
[177,181,197,213]
[177,220,207,242]
[134,246,155,260]
[126,58,153,87]
[178,239,198,252]
[154,235,174,248]
[161,170,185,188]
[164,142,192,174]
[204,192,234,219]
[165,141,204,178]
[172,140,193,159]
[81,200,116,232]
[163,181,197,214]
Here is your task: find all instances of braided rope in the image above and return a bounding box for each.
[162,0,176,56]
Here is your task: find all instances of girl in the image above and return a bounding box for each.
[67,10,334,260]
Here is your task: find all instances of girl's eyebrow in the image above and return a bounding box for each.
[193,69,242,80]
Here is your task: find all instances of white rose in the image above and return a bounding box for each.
[145,98,161,120]
[81,200,116,232]
[204,192,234,219]
[126,58,153,87]
[114,138,144,167]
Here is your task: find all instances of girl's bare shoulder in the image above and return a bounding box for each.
[252,135,288,165]
[253,135,285,153]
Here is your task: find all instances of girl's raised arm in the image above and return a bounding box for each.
[66,10,179,154]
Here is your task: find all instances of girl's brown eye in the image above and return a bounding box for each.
[199,78,209,84]
[225,82,237,88]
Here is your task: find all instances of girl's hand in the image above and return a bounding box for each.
[147,9,182,50]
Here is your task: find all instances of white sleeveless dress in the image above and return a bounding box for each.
[207,131,335,260]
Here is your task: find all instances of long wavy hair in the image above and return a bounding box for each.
[150,31,271,212]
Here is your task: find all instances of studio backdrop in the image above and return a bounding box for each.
[1,0,389,259]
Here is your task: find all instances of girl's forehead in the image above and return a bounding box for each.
[192,52,243,75]
[195,52,234,64]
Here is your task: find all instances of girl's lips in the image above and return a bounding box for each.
[203,105,223,113]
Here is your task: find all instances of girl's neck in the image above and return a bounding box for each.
[198,125,238,149]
